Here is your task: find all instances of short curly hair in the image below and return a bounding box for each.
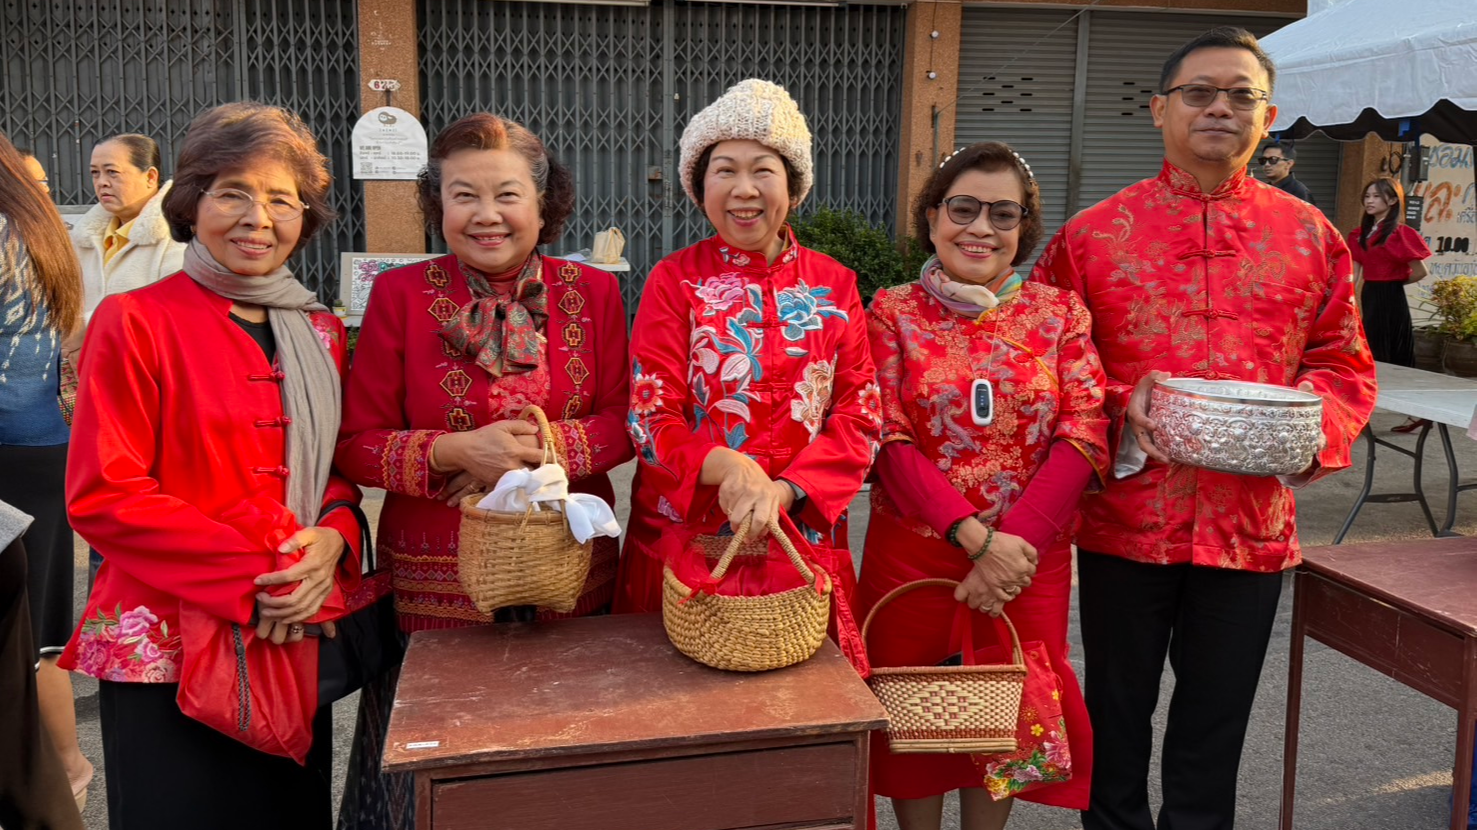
[417,113,575,246]
[911,142,1043,267]
[162,102,336,249]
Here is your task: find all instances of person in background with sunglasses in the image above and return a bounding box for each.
[1032,27,1375,830]
[1256,141,1316,206]
[858,141,1109,830]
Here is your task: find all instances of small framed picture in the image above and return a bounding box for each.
[338,252,437,324]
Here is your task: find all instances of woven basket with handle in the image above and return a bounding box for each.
[662,516,832,672]
[864,578,1026,754]
[456,405,592,614]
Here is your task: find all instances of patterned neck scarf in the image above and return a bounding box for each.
[918,255,1022,320]
[439,253,547,377]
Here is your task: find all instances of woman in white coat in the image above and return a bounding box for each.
[69,133,187,345]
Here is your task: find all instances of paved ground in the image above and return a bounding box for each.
[68,409,1476,828]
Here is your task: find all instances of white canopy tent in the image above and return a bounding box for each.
[1259,0,1477,142]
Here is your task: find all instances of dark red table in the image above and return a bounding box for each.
[384,613,887,830]
[1281,538,1477,829]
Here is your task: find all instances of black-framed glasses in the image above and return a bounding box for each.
[1257,156,1288,166]
[204,188,308,222]
[939,195,1027,230]
[1161,84,1269,111]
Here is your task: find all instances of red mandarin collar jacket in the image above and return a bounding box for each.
[1031,161,1376,572]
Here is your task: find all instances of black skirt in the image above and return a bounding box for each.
[1361,280,1414,367]
[100,680,333,830]
[0,443,74,655]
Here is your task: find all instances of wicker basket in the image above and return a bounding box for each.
[456,405,592,614]
[662,517,832,672]
[864,579,1026,754]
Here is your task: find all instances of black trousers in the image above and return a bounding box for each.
[99,680,333,830]
[1078,551,1284,830]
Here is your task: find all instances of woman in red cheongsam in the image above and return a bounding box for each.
[859,142,1109,830]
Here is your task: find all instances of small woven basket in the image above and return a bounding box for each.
[456,405,592,614]
[864,579,1026,754]
[662,517,832,672]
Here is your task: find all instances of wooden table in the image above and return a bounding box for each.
[1281,538,1477,829]
[384,613,888,830]
[1335,362,1477,543]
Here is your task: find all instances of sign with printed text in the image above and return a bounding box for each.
[351,106,428,181]
[1416,135,1476,280]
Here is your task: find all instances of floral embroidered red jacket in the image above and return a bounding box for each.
[61,274,364,684]
[335,254,632,631]
[1031,161,1376,572]
[866,281,1110,540]
[624,230,882,563]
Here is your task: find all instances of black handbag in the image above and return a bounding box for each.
[316,500,406,704]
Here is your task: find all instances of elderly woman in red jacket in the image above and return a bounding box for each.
[334,112,632,829]
[61,102,362,829]
[615,80,881,668]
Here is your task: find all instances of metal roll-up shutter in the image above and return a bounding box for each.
[954,7,1080,256]
[1078,12,1307,214]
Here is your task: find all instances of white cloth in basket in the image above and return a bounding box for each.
[475,464,620,544]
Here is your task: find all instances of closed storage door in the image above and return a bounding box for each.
[1078,12,1327,215]
[954,7,1079,257]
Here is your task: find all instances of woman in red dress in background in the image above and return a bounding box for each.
[1349,176,1433,432]
[334,113,632,829]
[859,142,1109,830]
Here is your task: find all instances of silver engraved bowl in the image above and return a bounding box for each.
[1148,379,1323,477]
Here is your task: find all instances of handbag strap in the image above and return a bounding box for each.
[861,578,1023,666]
[318,499,374,573]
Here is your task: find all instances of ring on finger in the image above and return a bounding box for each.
[289,623,305,636]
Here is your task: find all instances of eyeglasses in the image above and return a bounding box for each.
[203,188,308,222]
[1258,157,1288,166]
[938,195,1027,230]
[1161,84,1270,111]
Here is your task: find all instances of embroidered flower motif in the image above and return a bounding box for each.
[689,273,748,314]
[632,365,665,415]
[1030,723,1045,737]
[75,604,181,683]
[775,280,848,342]
[1044,738,1072,769]
[858,381,883,426]
[790,358,835,440]
[657,496,683,523]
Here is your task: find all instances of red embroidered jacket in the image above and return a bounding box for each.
[335,254,632,631]
[866,281,1110,541]
[61,274,364,684]
[1031,161,1376,572]
[623,230,882,563]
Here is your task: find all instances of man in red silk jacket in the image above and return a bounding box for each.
[1031,27,1375,830]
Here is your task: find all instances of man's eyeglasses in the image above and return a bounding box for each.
[1257,157,1288,166]
[204,188,308,222]
[1161,84,1270,111]
[938,196,1027,230]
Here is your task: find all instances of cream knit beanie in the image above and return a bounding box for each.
[679,79,814,208]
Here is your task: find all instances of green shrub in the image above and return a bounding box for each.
[790,207,925,303]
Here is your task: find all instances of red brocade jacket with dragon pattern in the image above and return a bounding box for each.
[1031,161,1376,572]
[866,282,1110,536]
[623,231,881,566]
[335,254,632,632]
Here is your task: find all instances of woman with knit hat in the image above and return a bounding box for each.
[615,79,881,662]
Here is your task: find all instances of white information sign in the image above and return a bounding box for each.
[351,106,427,181]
